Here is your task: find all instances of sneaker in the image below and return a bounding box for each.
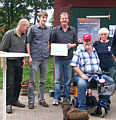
[6,105,12,114]
[53,100,59,106]
[28,103,34,109]
[12,101,25,108]
[39,101,49,107]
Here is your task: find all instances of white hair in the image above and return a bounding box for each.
[98,27,109,35]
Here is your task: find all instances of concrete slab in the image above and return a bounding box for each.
[0,89,116,120]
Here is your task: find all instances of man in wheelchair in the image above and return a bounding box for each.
[70,33,115,117]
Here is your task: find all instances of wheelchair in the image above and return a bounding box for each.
[72,72,115,118]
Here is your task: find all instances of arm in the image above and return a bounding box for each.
[26,26,33,67]
[67,43,77,49]
[67,27,78,49]
[111,29,116,57]
[26,43,32,67]
[0,31,11,52]
[1,57,5,70]
[72,66,88,80]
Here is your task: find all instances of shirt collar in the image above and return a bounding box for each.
[59,25,71,31]
[37,24,47,29]
[14,29,24,36]
[14,29,17,35]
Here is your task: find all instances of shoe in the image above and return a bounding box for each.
[6,105,12,114]
[12,101,25,108]
[90,106,102,116]
[53,100,59,106]
[39,101,49,107]
[28,103,34,109]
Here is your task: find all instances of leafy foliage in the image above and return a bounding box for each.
[0,0,54,29]
[0,57,54,90]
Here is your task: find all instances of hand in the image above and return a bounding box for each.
[1,58,7,70]
[67,43,72,49]
[81,74,88,80]
[112,54,116,62]
[22,58,26,68]
[67,43,76,49]
[28,56,32,67]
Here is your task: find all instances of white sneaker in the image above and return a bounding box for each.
[53,100,58,105]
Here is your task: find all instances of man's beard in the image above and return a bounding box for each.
[85,45,92,50]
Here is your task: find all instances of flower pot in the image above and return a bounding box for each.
[20,83,29,96]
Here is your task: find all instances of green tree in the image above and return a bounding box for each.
[0,0,54,29]
[25,0,53,24]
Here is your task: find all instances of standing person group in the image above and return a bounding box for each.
[26,11,51,109]
[49,12,77,105]
[0,19,30,113]
[1,10,116,117]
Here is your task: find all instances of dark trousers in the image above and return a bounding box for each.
[6,59,23,105]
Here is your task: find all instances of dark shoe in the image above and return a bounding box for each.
[28,103,34,109]
[90,106,102,116]
[6,105,12,114]
[12,101,25,108]
[39,101,49,107]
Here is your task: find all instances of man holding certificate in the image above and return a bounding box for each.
[49,12,78,105]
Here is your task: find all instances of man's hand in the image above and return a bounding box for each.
[22,57,26,68]
[67,43,76,49]
[112,54,116,62]
[80,74,88,80]
[72,66,88,80]
[1,58,7,70]
[28,56,32,67]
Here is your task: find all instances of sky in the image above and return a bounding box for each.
[0,2,54,26]
[30,8,54,26]
[46,8,54,26]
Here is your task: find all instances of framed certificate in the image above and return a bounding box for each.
[51,43,68,56]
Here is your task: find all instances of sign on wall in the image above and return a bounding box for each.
[109,25,116,37]
[77,18,100,43]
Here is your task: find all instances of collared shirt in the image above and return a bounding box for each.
[0,29,26,59]
[70,45,101,73]
[49,25,77,60]
[26,24,51,61]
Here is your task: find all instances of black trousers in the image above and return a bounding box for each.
[6,59,23,105]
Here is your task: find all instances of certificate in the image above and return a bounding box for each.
[51,43,68,56]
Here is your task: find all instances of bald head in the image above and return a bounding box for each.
[18,18,30,26]
[17,18,30,34]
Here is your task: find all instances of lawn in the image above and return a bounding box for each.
[0,57,54,92]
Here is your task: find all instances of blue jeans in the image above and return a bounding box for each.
[74,74,114,111]
[28,59,48,104]
[54,57,72,101]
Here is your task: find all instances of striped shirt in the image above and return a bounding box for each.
[71,45,101,73]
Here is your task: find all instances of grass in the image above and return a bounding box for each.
[0,57,54,92]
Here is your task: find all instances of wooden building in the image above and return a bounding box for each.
[54,0,116,41]
[54,0,116,27]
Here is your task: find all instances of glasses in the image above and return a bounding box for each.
[100,33,107,36]
[84,39,91,42]
[60,18,69,20]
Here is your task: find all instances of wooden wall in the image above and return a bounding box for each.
[54,0,116,26]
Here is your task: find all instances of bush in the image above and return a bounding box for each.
[0,56,54,91]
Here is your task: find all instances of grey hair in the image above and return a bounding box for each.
[98,27,109,35]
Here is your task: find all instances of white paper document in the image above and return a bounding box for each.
[51,43,68,56]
